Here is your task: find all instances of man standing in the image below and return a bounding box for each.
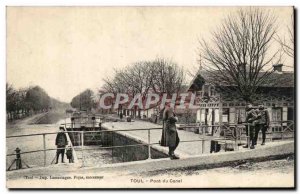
[243,104,258,149]
[55,127,68,164]
[254,104,270,145]
[163,104,180,159]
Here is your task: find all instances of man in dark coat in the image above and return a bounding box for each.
[254,104,270,145]
[163,105,180,160]
[243,104,258,149]
[55,127,68,164]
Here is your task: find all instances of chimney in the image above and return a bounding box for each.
[273,64,283,72]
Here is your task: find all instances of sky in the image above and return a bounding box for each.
[6,6,293,103]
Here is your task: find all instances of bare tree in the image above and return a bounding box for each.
[200,8,281,102]
[117,61,154,99]
[102,61,154,115]
[103,72,127,94]
[101,58,186,115]
[102,73,127,113]
[276,13,294,58]
[103,58,185,96]
[151,58,185,96]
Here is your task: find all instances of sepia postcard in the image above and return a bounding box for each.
[6,6,295,189]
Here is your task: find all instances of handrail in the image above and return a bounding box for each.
[61,122,102,126]
[7,120,294,170]
[7,137,228,157]
[6,127,163,139]
[6,126,232,171]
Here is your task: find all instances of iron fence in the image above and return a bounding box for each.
[6,127,231,171]
[6,120,293,171]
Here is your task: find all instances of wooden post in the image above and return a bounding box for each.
[199,109,202,134]
[71,123,75,146]
[248,123,250,149]
[81,131,84,167]
[270,125,273,142]
[112,132,114,163]
[224,126,227,152]
[148,129,151,159]
[43,134,46,167]
[202,139,205,154]
[15,147,22,170]
[235,132,238,151]
[281,121,284,140]
[219,94,223,134]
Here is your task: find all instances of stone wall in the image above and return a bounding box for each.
[101,131,168,163]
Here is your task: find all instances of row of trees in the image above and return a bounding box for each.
[101,58,186,113]
[6,83,68,121]
[103,58,185,96]
[70,89,96,112]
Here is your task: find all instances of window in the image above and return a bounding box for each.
[288,107,294,121]
[197,91,202,97]
[272,108,282,122]
[236,108,246,123]
[203,85,209,97]
[210,86,216,96]
[222,108,229,123]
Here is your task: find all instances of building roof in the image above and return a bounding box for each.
[260,71,294,87]
[189,70,294,90]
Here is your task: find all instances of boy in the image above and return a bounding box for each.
[66,146,74,163]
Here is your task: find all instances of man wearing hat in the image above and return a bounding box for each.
[243,104,258,149]
[254,104,270,145]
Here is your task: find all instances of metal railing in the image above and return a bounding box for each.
[6,127,231,171]
[179,121,294,149]
[187,120,294,140]
[7,120,293,171]
[61,122,102,129]
[61,114,123,129]
[238,120,294,140]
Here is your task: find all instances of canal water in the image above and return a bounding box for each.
[7,122,61,168]
[7,118,111,169]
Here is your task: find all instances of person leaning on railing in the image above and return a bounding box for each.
[55,127,68,164]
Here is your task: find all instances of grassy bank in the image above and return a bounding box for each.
[34,111,67,124]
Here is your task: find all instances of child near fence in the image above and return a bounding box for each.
[66,146,74,163]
